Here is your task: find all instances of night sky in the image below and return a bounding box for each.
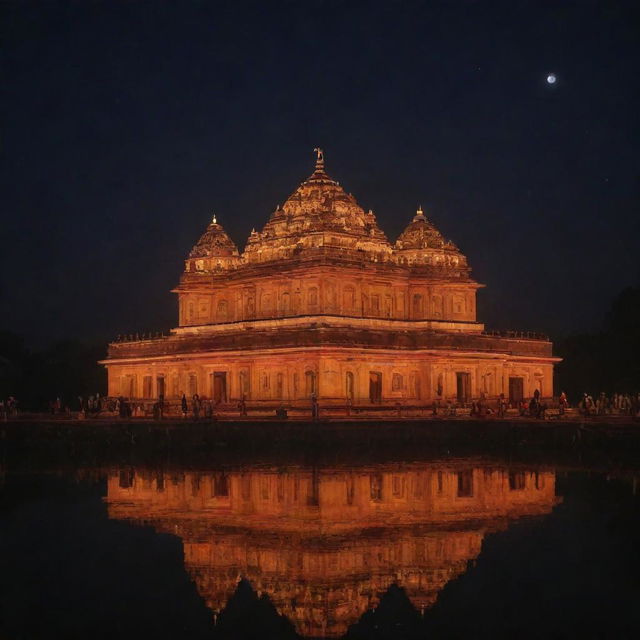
[2,0,639,346]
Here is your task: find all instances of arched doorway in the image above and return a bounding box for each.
[209,372,227,403]
[369,371,382,403]
[456,372,471,403]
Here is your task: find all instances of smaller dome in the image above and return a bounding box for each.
[393,207,470,276]
[189,216,240,259]
[395,206,453,250]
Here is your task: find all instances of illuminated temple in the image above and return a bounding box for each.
[106,463,560,637]
[103,150,558,406]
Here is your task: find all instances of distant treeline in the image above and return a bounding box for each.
[0,334,106,411]
[1,288,638,411]
[554,287,640,400]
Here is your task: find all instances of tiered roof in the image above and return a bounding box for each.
[189,215,240,258]
[184,150,470,277]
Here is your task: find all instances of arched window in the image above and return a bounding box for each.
[281,292,291,314]
[432,295,443,317]
[437,373,444,397]
[308,287,318,307]
[392,373,403,391]
[276,373,284,398]
[385,295,392,317]
[245,296,255,318]
[305,370,316,397]
[217,299,228,321]
[346,372,354,400]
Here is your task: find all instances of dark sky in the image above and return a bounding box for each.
[2,0,639,346]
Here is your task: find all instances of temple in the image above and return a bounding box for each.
[106,462,560,637]
[103,149,558,407]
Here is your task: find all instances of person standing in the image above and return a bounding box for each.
[192,393,201,420]
[498,393,507,418]
[181,393,188,418]
[239,394,247,417]
[559,391,568,415]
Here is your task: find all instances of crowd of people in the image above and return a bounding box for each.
[577,391,640,417]
[1,390,640,421]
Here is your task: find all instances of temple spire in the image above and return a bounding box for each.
[413,205,426,222]
[314,147,325,170]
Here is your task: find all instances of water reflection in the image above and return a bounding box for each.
[105,462,560,637]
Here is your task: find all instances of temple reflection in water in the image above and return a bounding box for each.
[106,462,560,637]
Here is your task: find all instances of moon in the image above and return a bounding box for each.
[546,73,557,85]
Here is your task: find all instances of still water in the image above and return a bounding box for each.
[1,453,639,639]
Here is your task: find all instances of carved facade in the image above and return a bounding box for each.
[106,462,560,637]
[103,151,558,406]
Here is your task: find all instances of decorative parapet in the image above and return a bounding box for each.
[105,325,555,360]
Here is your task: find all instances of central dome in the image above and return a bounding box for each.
[243,149,392,263]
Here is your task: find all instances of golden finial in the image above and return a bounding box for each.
[313,147,324,169]
[212,214,217,224]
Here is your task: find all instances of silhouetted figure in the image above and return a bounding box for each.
[192,393,201,420]
[529,389,541,418]
[239,394,247,417]
[181,393,188,418]
[559,391,568,415]
[498,393,506,418]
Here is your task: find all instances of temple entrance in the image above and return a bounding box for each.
[143,376,153,399]
[121,375,136,398]
[456,372,471,403]
[509,377,524,404]
[210,372,227,403]
[156,376,165,399]
[369,372,382,403]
